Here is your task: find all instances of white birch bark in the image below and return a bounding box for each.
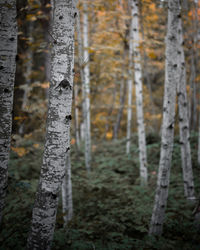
[27,0,76,249]
[177,17,195,199]
[149,0,180,236]
[126,10,133,154]
[83,2,91,172]
[61,152,73,226]
[0,0,17,225]
[130,0,147,185]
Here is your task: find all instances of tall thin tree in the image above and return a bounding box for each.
[0,0,17,225]
[149,0,181,236]
[177,15,195,199]
[83,1,91,172]
[27,0,77,249]
[130,0,147,185]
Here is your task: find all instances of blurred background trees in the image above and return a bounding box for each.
[1,0,200,249]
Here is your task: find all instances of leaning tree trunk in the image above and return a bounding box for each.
[0,0,17,225]
[27,1,76,249]
[131,0,147,185]
[177,16,195,200]
[149,0,180,236]
[61,152,73,226]
[126,7,133,155]
[83,2,91,172]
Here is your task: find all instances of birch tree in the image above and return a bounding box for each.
[27,0,76,249]
[149,0,181,235]
[126,7,133,154]
[83,1,91,172]
[0,0,17,225]
[130,0,147,184]
[177,16,195,199]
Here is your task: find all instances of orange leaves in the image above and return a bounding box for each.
[148,52,157,59]
[106,132,113,140]
[11,147,29,157]
[26,14,37,21]
[71,138,76,145]
[33,143,39,149]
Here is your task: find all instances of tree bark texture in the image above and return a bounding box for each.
[149,0,180,236]
[26,1,76,249]
[130,0,147,185]
[0,0,17,225]
[83,2,91,172]
[61,152,73,226]
[177,16,195,199]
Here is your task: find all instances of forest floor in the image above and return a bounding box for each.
[0,132,200,249]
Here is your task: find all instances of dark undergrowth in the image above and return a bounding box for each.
[0,132,200,249]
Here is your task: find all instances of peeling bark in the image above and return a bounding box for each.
[27,1,76,249]
[149,0,180,236]
[0,0,17,225]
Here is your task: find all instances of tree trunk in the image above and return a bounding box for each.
[126,6,133,154]
[0,0,17,225]
[19,22,33,135]
[61,152,73,226]
[131,0,147,185]
[76,9,85,143]
[149,0,180,236]
[83,2,91,172]
[198,113,200,166]
[177,16,195,199]
[74,83,80,149]
[27,1,76,249]
[113,77,126,140]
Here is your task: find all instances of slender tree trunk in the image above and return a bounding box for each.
[140,1,156,125]
[19,22,33,135]
[131,0,147,185]
[83,2,91,172]
[113,77,126,140]
[61,152,73,226]
[27,1,76,249]
[198,113,200,166]
[0,0,17,225]
[105,86,116,138]
[126,8,133,154]
[149,0,180,236]
[74,83,80,149]
[177,16,195,199]
[76,9,85,143]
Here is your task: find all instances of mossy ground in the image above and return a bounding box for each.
[0,132,200,249]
